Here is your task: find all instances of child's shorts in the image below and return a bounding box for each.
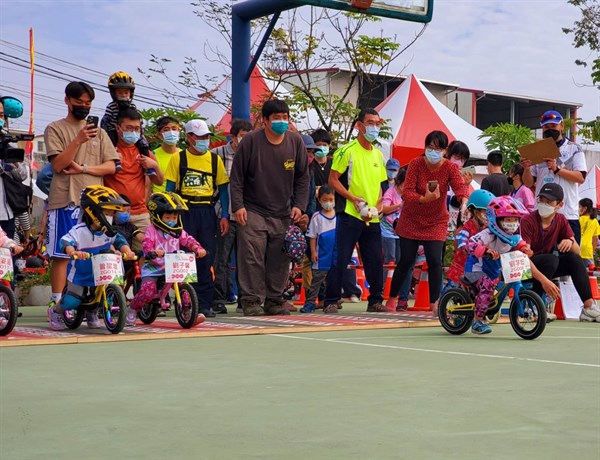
[47,204,79,259]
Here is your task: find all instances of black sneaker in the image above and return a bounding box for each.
[213,303,228,314]
[263,299,291,316]
[200,308,217,318]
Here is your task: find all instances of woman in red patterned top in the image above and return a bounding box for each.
[386,131,469,313]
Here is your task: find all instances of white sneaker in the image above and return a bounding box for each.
[546,312,557,322]
[85,308,103,329]
[125,307,137,327]
[580,303,600,322]
[48,306,66,331]
[348,295,360,303]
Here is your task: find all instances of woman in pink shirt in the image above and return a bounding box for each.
[386,131,469,313]
[509,164,535,212]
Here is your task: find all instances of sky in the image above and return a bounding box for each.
[0,0,598,135]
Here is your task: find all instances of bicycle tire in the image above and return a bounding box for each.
[103,284,127,334]
[509,289,546,340]
[175,283,199,329]
[438,288,474,335]
[0,285,18,336]
[138,301,159,325]
[63,308,84,329]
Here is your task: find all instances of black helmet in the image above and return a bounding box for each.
[108,71,135,102]
[80,185,128,237]
[147,192,188,237]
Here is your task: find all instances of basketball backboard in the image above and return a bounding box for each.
[286,0,433,23]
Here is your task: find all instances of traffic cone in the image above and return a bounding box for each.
[293,285,306,305]
[589,276,599,300]
[383,266,394,300]
[410,262,430,311]
[357,268,370,301]
[553,295,565,320]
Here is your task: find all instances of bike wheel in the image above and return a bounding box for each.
[175,283,199,329]
[138,301,159,325]
[509,289,546,340]
[438,288,474,335]
[0,285,18,336]
[103,284,127,334]
[63,308,84,329]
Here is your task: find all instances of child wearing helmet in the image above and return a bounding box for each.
[464,196,533,335]
[127,192,206,325]
[101,71,138,147]
[444,189,496,292]
[47,186,136,331]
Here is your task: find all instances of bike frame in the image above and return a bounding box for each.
[446,280,527,316]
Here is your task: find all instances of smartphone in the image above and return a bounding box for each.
[428,180,438,192]
[86,115,99,129]
[461,165,476,175]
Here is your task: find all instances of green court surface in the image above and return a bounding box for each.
[1,321,599,459]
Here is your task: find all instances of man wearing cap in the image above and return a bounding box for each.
[521,183,600,322]
[165,118,230,318]
[382,158,400,194]
[521,110,587,243]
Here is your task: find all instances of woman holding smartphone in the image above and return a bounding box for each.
[386,131,469,314]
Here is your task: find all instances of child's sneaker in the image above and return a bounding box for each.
[125,307,137,327]
[48,306,66,331]
[580,303,600,322]
[471,320,492,335]
[85,309,103,329]
[300,302,316,313]
[396,299,408,312]
[385,298,397,312]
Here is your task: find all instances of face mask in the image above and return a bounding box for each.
[162,130,180,146]
[364,126,380,143]
[166,220,177,228]
[115,211,130,224]
[71,106,90,121]
[315,148,327,159]
[321,202,334,211]
[387,170,397,180]
[122,131,140,145]
[543,129,561,141]
[194,139,210,153]
[475,210,488,225]
[500,221,520,234]
[104,215,114,225]
[507,177,514,186]
[537,202,556,218]
[270,120,289,135]
[450,157,465,167]
[237,136,244,145]
[425,148,443,164]
[0,119,4,129]
[117,99,131,110]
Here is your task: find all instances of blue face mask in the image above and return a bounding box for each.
[162,130,180,146]
[387,170,397,180]
[364,126,380,143]
[270,120,289,135]
[194,139,210,153]
[0,119,4,129]
[315,146,328,158]
[122,131,140,145]
[166,221,177,228]
[115,211,130,224]
[425,148,443,164]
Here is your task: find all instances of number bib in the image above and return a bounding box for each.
[0,248,14,282]
[165,253,197,283]
[92,254,124,286]
[500,252,532,283]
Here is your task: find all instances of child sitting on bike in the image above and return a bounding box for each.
[127,192,206,325]
[464,196,532,335]
[48,186,136,331]
[443,189,495,293]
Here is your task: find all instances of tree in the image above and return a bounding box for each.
[139,2,425,143]
[478,123,536,172]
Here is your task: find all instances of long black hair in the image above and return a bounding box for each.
[579,198,598,219]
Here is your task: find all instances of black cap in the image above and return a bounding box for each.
[538,182,564,202]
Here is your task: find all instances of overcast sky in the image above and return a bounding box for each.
[1,0,598,134]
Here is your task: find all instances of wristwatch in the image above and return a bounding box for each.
[82,164,89,174]
[553,166,560,175]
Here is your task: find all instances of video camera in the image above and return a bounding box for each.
[0,96,31,163]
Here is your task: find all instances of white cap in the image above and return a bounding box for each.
[184,119,210,136]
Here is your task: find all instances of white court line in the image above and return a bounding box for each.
[273,334,600,368]
[320,335,600,341]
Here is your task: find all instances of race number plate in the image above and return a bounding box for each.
[0,248,14,282]
[165,253,197,284]
[500,252,532,283]
[92,253,124,286]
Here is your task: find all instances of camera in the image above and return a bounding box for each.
[0,129,33,163]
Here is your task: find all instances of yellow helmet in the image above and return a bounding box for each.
[108,71,135,102]
[80,185,128,237]
[147,192,188,237]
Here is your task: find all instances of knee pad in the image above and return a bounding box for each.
[60,293,81,311]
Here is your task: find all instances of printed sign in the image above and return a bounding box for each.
[92,253,124,286]
[0,248,14,282]
[501,252,532,283]
[165,253,197,284]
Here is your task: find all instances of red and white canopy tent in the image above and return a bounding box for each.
[579,164,600,208]
[375,74,489,166]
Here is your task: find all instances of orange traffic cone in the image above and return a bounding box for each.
[294,282,306,305]
[410,263,430,311]
[357,268,370,301]
[553,295,565,320]
[383,266,394,300]
[589,276,599,300]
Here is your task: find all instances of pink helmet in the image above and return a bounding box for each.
[486,196,528,245]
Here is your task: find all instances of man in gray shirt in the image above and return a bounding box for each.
[230,100,309,316]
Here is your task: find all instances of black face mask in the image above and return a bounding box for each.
[71,106,90,120]
[117,99,131,110]
[543,129,561,141]
[507,177,514,186]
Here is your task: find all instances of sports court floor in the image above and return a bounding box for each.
[1,304,599,459]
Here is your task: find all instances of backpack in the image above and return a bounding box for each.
[283,224,307,265]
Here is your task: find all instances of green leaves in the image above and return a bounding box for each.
[478,123,536,172]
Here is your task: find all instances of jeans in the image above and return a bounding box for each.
[213,220,238,305]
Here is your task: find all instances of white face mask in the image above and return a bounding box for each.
[321,202,334,211]
[500,221,520,234]
[450,157,465,167]
[105,215,114,225]
[537,202,556,218]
